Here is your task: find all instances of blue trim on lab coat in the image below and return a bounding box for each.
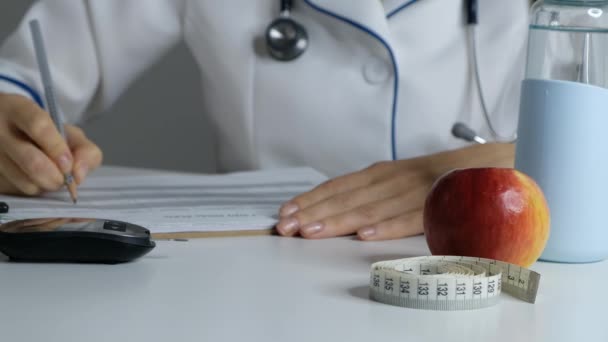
[0,74,44,109]
[387,0,419,19]
[303,0,402,161]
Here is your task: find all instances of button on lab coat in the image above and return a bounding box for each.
[0,0,529,177]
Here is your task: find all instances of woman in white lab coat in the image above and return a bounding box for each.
[0,0,528,240]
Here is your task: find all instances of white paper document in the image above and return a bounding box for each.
[0,167,328,233]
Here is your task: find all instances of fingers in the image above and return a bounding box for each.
[0,94,71,195]
[0,170,40,196]
[279,161,395,217]
[276,157,436,241]
[278,177,416,237]
[295,205,424,241]
[297,175,413,223]
[7,96,73,174]
[357,210,424,241]
[0,95,102,195]
[0,133,64,191]
[277,169,430,237]
[66,125,102,184]
[0,154,42,196]
[297,195,411,239]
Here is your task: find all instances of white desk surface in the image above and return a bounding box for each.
[0,166,606,342]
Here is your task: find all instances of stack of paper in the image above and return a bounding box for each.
[0,167,327,236]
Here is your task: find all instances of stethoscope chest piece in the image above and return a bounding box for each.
[266,17,308,61]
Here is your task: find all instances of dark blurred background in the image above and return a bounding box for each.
[0,1,217,173]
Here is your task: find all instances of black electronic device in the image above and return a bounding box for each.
[0,217,155,264]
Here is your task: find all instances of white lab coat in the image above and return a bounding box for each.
[0,0,529,177]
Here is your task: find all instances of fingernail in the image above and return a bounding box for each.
[279,203,299,217]
[57,153,72,172]
[358,227,377,240]
[301,222,324,236]
[277,217,299,235]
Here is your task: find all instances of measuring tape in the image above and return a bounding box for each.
[369,256,540,311]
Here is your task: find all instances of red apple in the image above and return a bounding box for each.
[423,168,550,267]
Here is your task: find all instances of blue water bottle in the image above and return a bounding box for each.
[515,0,608,263]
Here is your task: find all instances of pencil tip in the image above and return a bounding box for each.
[66,174,79,204]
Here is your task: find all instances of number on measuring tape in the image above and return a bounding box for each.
[417,282,429,296]
[437,283,448,297]
[369,256,540,311]
[384,277,394,292]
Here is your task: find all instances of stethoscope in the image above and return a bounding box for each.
[264,0,517,145]
[265,0,309,61]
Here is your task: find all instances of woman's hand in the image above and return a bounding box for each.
[276,143,515,241]
[0,93,103,196]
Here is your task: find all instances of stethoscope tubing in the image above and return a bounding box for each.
[266,0,517,148]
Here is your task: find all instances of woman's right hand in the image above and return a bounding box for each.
[0,93,103,196]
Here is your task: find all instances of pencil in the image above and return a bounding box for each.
[29,19,78,204]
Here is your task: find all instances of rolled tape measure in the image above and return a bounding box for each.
[369,256,540,311]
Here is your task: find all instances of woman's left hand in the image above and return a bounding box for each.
[275,143,515,241]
